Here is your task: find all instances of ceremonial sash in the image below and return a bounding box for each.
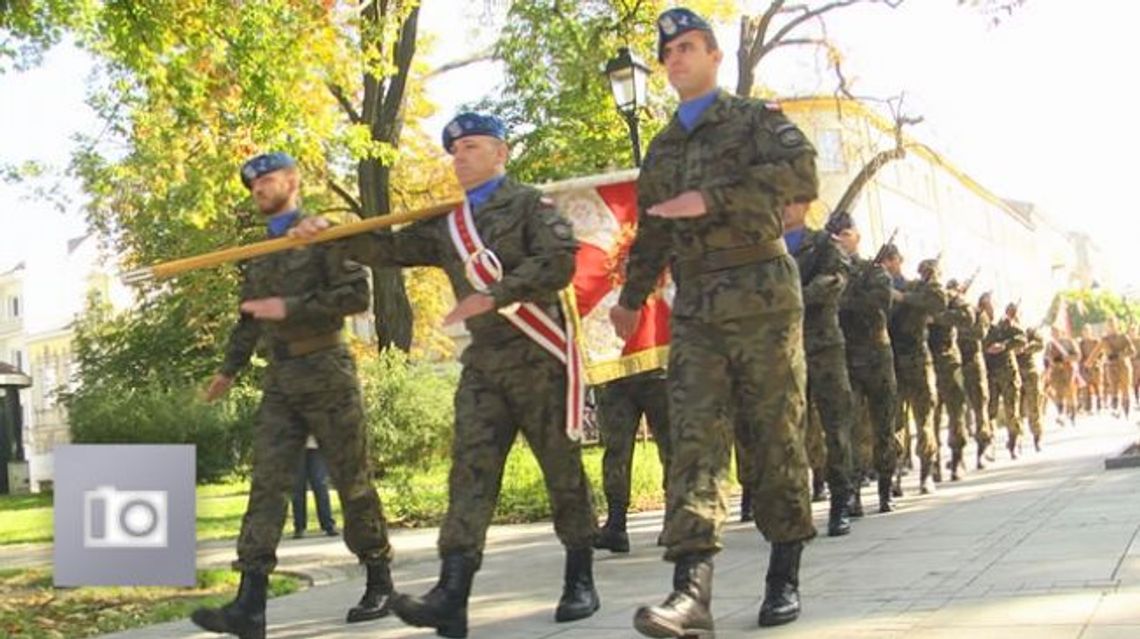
[447,199,585,441]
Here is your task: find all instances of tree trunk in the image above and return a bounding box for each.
[359,156,413,352]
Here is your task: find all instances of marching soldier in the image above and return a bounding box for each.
[984,301,1027,459]
[295,113,602,636]
[611,8,818,636]
[192,153,396,638]
[958,290,993,469]
[1102,318,1136,419]
[1017,327,1046,451]
[593,368,671,553]
[1131,326,1140,406]
[836,222,900,513]
[784,204,856,537]
[1045,325,1079,426]
[889,255,948,494]
[1078,325,1104,414]
[929,278,973,481]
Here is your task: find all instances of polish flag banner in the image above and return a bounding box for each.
[543,170,673,385]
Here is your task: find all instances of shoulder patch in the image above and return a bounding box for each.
[548,217,574,241]
[774,123,806,148]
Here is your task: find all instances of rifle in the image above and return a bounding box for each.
[959,267,981,294]
[871,228,899,265]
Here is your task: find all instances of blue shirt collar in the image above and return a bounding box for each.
[266,209,300,238]
[677,88,720,132]
[466,175,507,211]
[783,226,807,254]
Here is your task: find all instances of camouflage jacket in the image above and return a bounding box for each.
[983,318,1026,376]
[342,177,577,352]
[888,276,948,361]
[619,90,818,322]
[1017,330,1045,377]
[220,212,370,378]
[956,302,988,360]
[1102,334,1137,363]
[839,255,893,364]
[1079,336,1104,371]
[791,228,849,353]
[928,293,973,363]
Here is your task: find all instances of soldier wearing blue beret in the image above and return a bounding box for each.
[292,113,600,636]
[613,7,819,637]
[192,152,397,637]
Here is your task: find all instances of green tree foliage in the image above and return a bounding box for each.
[1049,289,1140,335]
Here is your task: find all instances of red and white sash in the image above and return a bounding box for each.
[447,200,585,441]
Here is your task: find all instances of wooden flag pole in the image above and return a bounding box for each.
[120,200,461,284]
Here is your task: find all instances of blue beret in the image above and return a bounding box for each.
[240,152,296,188]
[657,8,714,63]
[441,112,505,153]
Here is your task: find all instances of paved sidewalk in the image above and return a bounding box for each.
[26,414,1140,638]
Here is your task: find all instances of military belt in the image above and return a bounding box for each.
[675,239,787,281]
[271,331,343,360]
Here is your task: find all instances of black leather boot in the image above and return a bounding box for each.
[555,547,600,622]
[811,472,828,502]
[892,468,904,498]
[758,541,804,627]
[827,487,851,537]
[740,487,754,523]
[593,501,630,553]
[346,560,393,623]
[633,553,714,638]
[877,475,894,513]
[919,458,936,495]
[391,552,477,638]
[949,449,963,482]
[976,441,989,470]
[849,480,865,519]
[1008,432,1020,460]
[191,571,267,639]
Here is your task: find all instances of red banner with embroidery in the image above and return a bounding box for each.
[544,171,672,385]
[447,200,585,441]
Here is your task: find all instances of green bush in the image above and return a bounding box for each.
[67,384,257,483]
[358,348,458,484]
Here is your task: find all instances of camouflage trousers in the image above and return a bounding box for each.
[932,354,968,454]
[596,369,672,508]
[1105,361,1134,413]
[803,346,854,495]
[235,346,392,574]
[848,347,899,477]
[962,353,992,447]
[670,309,815,561]
[440,338,596,559]
[988,368,1022,441]
[1048,364,1077,419]
[895,358,938,469]
[1079,366,1102,413]
[1020,371,1044,440]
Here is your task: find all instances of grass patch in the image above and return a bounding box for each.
[0,439,672,544]
[0,567,299,639]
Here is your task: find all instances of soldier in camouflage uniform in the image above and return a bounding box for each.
[984,302,1026,459]
[1078,326,1104,414]
[836,221,900,513]
[593,368,671,553]
[192,153,395,639]
[888,255,947,494]
[784,203,855,537]
[1101,318,1136,419]
[929,277,973,481]
[1131,326,1140,406]
[611,9,817,637]
[1017,327,1046,451]
[959,292,993,469]
[1045,325,1079,426]
[297,114,601,637]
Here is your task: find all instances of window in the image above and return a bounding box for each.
[8,295,20,318]
[815,129,846,173]
[13,350,22,371]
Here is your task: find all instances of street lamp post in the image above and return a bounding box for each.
[604,46,650,168]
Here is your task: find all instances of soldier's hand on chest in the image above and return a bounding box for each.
[647,190,708,219]
[240,297,288,320]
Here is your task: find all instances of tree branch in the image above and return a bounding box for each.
[327,82,362,124]
[427,48,495,78]
[327,178,363,216]
[375,4,420,144]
